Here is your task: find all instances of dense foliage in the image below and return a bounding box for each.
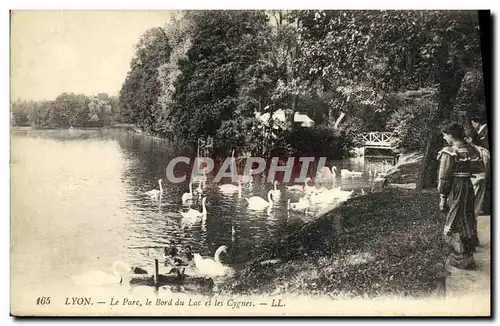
[118,27,172,134]
[13,10,487,168]
[11,93,120,128]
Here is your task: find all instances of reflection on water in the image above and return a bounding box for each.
[10,128,395,296]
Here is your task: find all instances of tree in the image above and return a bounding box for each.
[11,100,31,126]
[50,93,90,127]
[292,10,482,187]
[88,93,114,126]
[119,27,172,132]
[169,11,271,144]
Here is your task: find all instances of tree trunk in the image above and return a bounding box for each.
[417,130,441,190]
[289,94,297,125]
[417,46,466,190]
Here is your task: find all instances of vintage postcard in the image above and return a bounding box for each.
[10,9,491,316]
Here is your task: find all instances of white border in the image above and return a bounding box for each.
[2,1,499,324]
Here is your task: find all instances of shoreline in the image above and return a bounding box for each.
[221,188,451,299]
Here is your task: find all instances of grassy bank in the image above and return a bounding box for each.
[221,189,448,298]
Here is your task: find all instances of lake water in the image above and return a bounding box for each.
[10,128,395,302]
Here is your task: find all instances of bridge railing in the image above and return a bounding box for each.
[359,132,396,147]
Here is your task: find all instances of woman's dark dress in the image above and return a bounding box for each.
[437,143,483,269]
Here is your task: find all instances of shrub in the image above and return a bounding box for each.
[285,125,354,160]
[387,99,438,151]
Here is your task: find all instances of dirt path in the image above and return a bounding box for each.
[444,215,491,315]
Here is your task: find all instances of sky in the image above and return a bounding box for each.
[10,10,176,101]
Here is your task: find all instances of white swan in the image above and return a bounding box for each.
[245,190,273,210]
[193,245,233,277]
[270,181,281,200]
[340,169,363,178]
[303,177,318,196]
[316,165,337,183]
[179,197,207,220]
[218,180,242,195]
[72,261,130,286]
[330,188,355,201]
[286,177,312,192]
[182,182,194,202]
[309,190,336,204]
[287,197,310,212]
[309,186,353,204]
[145,179,164,198]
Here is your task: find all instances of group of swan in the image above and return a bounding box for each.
[72,244,233,287]
[144,161,363,222]
[287,186,354,212]
[286,177,315,194]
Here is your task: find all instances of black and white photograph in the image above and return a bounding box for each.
[9,9,492,316]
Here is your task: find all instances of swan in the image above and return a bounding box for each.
[329,188,355,201]
[286,177,312,192]
[72,260,130,286]
[145,179,164,198]
[270,181,281,200]
[179,197,207,220]
[303,178,318,196]
[182,182,194,202]
[309,186,353,204]
[218,180,242,195]
[309,190,336,204]
[337,190,354,202]
[193,245,233,277]
[245,190,273,210]
[340,169,363,178]
[287,197,310,212]
[316,165,337,183]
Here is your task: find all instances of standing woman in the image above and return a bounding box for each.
[437,122,482,270]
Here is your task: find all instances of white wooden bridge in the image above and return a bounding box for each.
[359,132,397,157]
[360,132,396,148]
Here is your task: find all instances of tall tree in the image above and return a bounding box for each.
[50,93,90,127]
[169,10,270,144]
[119,27,172,132]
